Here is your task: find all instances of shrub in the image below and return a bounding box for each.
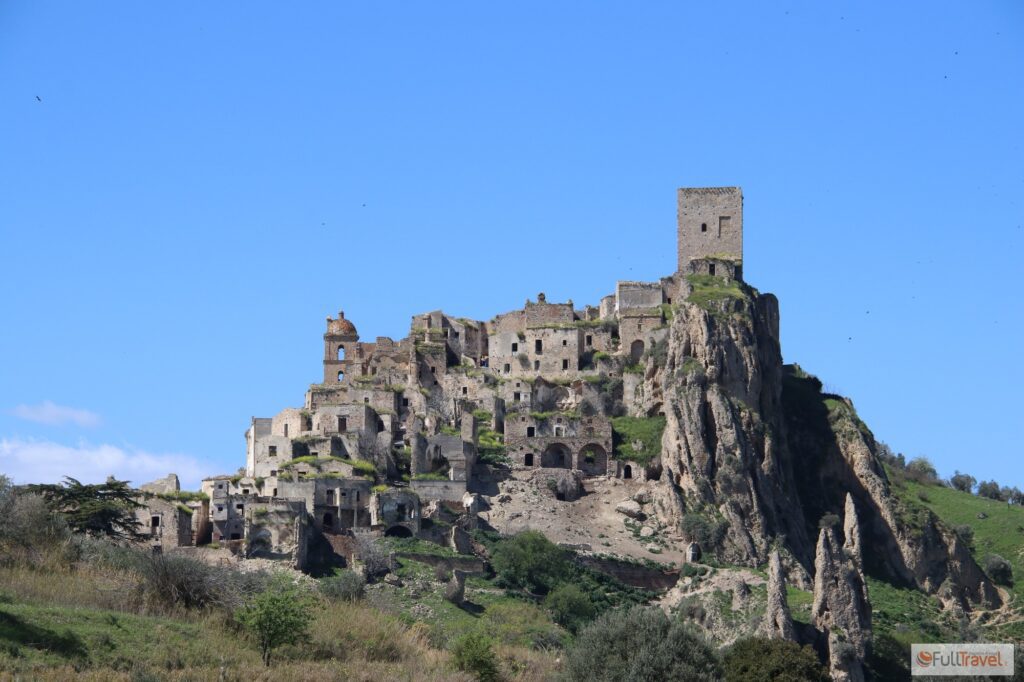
[722,637,828,681]
[953,524,975,546]
[236,574,317,666]
[564,606,721,681]
[491,530,568,594]
[949,471,976,493]
[984,554,1013,586]
[681,513,728,548]
[133,549,268,612]
[0,479,69,563]
[977,480,1004,500]
[451,632,500,682]
[354,534,391,578]
[905,457,938,485]
[544,583,596,634]
[319,570,365,601]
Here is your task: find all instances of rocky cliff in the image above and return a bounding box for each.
[645,276,999,611]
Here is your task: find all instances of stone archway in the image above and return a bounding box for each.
[384,525,413,538]
[630,340,645,364]
[541,442,572,469]
[577,443,608,477]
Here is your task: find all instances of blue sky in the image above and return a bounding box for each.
[1,2,1021,490]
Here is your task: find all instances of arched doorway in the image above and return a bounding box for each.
[541,443,572,469]
[578,443,608,477]
[384,525,413,538]
[630,340,645,364]
[623,464,633,479]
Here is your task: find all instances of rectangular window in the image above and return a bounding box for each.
[585,335,592,346]
[562,359,569,370]
[511,342,518,352]
[533,360,540,370]
[513,392,520,402]
[268,445,277,457]
[535,340,542,354]
[462,386,468,395]
[503,363,511,373]
[242,488,249,495]
[562,339,567,346]
[236,504,244,511]
[527,426,535,437]
[338,417,347,432]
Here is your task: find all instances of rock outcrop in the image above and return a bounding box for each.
[761,548,796,641]
[811,501,871,682]
[645,286,1000,613]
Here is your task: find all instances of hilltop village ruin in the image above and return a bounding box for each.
[139,187,745,568]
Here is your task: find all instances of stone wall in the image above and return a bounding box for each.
[616,281,664,311]
[411,478,468,502]
[677,187,743,269]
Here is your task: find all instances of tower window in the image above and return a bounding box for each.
[511,342,518,352]
[585,335,592,346]
[534,360,540,370]
[562,359,569,370]
[535,340,542,354]
[701,223,707,232]
[268,446,277,457]
[709,263,716,276]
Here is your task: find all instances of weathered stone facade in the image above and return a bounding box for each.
[677,186,743,271]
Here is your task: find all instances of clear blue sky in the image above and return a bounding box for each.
[1,2,1021,490]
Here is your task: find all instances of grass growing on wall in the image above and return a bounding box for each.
[685,274,748,312]
[611,416,666,464]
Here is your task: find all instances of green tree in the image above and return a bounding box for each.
[949,471,976,493]
[977,480,1004,500]
[544,583,596,633]
[236,575,316,666]
[723,637,828,682]
[984,554,1013,587]
[491,530,568,594]
[451,632,500,682]
[905,457,938,484]
[26,476,143,541]
[564,606,721,682]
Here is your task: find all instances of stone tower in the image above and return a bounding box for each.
[677,187,743,271]
[323,310,359,384]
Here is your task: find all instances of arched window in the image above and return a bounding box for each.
[623,465,633,479]
[337,345,346,361]
[337,370,344,381]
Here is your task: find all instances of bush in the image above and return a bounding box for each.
[354,534,392,579]
[977,480,1004,500]
[236,574,317,666]
[133,550,268,612]
[949,471,976,493]
[954,524,975,546]
[564,606,721,682]
[491,530,568,594]
[905,457,938,484]
[320,570,365,601]
[0,478,69,563]
[681,513,728,548]
[722,637,828,681]
[451,632,500,682]
[544,583,596,634]
[818,512,841,528]
[984,554,1013,586]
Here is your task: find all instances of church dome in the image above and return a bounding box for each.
[326,311,357,337]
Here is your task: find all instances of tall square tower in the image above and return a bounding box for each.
[677,187,743,271]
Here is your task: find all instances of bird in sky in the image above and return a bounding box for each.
[35,95,41,102]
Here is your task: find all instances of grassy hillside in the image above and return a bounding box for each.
[891,474,1024,641]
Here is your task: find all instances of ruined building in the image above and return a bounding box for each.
[142,187,744,567]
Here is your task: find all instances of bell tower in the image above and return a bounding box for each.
[323,310,359,384]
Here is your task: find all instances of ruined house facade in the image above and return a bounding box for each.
[146,188,743,567]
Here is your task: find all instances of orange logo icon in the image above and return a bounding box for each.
[916,651,934,666]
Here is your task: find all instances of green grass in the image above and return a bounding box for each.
[0,600,257,673]
[786,586,813,624]
[411,472,450,481]
[685,274,749,313]
[895,478,1024,601]
[611,416,666,464]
